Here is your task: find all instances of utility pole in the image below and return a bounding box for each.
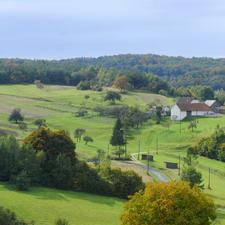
[138,140,140,160]
[147,147,150,175]
[125,139,127,157]
[208,168,211,189]
[156,136,159,155]
[124,137,127,157]
[180,111,182,134]
[178,155,181,176]
[107,143,110,156]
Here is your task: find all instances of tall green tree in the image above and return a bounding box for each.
[110,119,125,150]
[181,165,203,189]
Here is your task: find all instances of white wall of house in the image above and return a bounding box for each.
[171,104,187,120]
[191,111,211,116]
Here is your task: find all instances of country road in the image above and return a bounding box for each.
[131,153,168,182]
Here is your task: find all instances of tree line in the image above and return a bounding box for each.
[1,54,225,90]
[0,127,143,198]
[190,126,225,162]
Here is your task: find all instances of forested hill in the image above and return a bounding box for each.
[0,54,225,90]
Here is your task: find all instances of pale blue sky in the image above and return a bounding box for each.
[0,0,225,59]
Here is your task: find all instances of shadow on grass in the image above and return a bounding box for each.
[0,182,122,207]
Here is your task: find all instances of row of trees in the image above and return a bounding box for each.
[0,59,172,95]
[191,126,225,162]
[0,127,143,198]
[1,55,225,90]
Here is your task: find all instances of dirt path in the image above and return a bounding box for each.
[111,160,152,183]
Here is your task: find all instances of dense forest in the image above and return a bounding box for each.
[0,54,225,91]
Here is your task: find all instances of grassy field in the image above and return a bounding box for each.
[0,183,123,225]
[0,84,224,224]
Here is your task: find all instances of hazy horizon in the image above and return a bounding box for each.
[1,0,225,59]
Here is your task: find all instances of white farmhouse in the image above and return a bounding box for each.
[171,102,213,121]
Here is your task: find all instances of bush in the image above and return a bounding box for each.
[104,91,121,103]
[34,119,46,128]
[73,161,112,195]
[14,170,31,191]
[75,109,88,117]
[83,136,93,144]
[194,127,225,162]
[18,122,27,131]
[101,168,144,199]
[77,81,91,90]
[181,166,203,188]
[55,218,69,225]
[0,206,31,225]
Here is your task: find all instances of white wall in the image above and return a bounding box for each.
[171,104,187,120]
[191,111,211,116]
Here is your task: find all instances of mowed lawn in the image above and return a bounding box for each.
[0,183,124,225]
[0,84,225,224]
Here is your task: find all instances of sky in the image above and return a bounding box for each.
[0,0,225,59]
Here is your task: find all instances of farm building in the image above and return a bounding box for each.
[171,99,217,121]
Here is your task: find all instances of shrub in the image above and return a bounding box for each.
[34,119,46,128]
[18,122,27,131]
[55,218,69,225]
[101,168,144,199]
[104,91,121,103]
[77,81,91,90]
[0,206,31,225]
[121,181,216,225]
[73,161,112,195]
[194,127,225,162]
[75,109,88,117]
[181,166,203,188]
[83,136,93,144]
[14,170,31,191]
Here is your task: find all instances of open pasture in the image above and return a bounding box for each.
[0,84,224,224]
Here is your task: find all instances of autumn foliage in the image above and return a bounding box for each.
[121,181,216,225]
[23,127,76,161]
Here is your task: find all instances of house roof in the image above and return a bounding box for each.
[177,102,213,112]
[205,100,216,107]
[177,97,193,104]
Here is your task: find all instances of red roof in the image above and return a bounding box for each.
[177,103,212,111]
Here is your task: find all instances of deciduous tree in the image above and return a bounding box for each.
[8,108,24,124]
[121,181,216,225]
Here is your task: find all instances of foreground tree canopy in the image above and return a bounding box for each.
[121,181,216,225]
[23,127,76,161]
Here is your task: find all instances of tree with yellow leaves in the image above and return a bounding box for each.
[121,181,216,225]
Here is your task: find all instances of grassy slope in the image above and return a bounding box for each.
[0,84,224,224]
[0,183,123,225]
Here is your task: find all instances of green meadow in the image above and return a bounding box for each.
[0,183,123,225]
[0,84,224,224]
